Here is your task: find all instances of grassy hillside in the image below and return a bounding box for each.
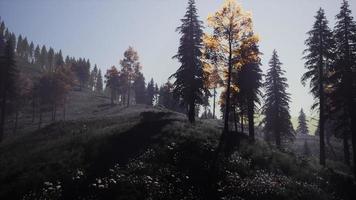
[1,96,355,199]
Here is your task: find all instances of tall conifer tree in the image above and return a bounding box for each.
[170,0,204,123]
[329,0,356,174]
[262,50,294,149]
[0,37,17,142]
[302,8,335,166]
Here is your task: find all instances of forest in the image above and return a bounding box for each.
[0,0,355,199]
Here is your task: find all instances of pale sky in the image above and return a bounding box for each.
[1,0,355,118]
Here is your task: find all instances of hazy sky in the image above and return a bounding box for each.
[1,0,355,118]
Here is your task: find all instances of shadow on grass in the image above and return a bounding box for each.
[84,111,176,178]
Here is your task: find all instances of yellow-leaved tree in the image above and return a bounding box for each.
[204,0,253,154]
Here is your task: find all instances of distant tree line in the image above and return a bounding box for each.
[0,17,104,141]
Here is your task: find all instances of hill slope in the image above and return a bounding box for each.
[1,102,355,200]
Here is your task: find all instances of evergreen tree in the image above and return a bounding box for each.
[0,20,5,37]
[105,66,120,105]
[170,0,204,123]
[17,35,23,56]
[297,108,309,135]
[236,34,263,142]
[55,50,64,67]
[133,72,146,104]
[154,83,159,104]
[47,48,55,71]
[40,45,48,69]
[262,50,294,149]
[158,82,185,113]
[96,69,103,93]
[146,78,155,105]
[302,8,335,166]
[29,42,34,63]
[22,37,29,59]
[329,0,356,174]
[89,65,98,91]
[34,45,40,64]
[0,37,17,142]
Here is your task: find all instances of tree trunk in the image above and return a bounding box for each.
[38,106,42,129]
[276,130,281,149]
[213,87,216,119]
[247,99,255,143]
[0,91,7,142]
[240,110,244,134]
[319,63,326,166]
[342,133,350,166]
[53,104,57,121]
[210,36,233,183]
[13,107,19,135]
[188,101,195,123]
[127,80,131,107]
[350,104,356,177]
[233,106,238,133]
[63,97,66,121]
[31,97,36,123]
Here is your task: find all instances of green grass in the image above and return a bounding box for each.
[1,103,355,199]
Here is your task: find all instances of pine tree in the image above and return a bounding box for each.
[262,50,294,149]
[105,66,120,105]
[40,45,48,69]
[297,108,309,135]
[133,72,146,104]
[96,69,103,93]
[29,42,34,63]
[34,45,40,64]
[0,37,17,142]
[146,78,155,105]
[17,35,23,56]
[55,50,64,67]
[170,0,204,123]
[329,0,356,174]
[22,37,29,60]
[236,34,263,142]
[0,20,5,37]
[302,8,335,166]
[47,48,55,71]
[89,65,98,91]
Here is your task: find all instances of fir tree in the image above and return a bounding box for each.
[146,78,155,105]
[329,0,356,173]
[133,72,146,104]
[89,65,98,91]
[96,69,103,93]
[55,50,64,67]
[0,37,17,142]
[34,45,40,65]
[105,66,120,105]
[47,48,55,71]
[297,108,309,135]
[236,34,263,142]
[40,45,48,69]
[262,50,294,149]
[170,0,204,123]
[302,8,335,166]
